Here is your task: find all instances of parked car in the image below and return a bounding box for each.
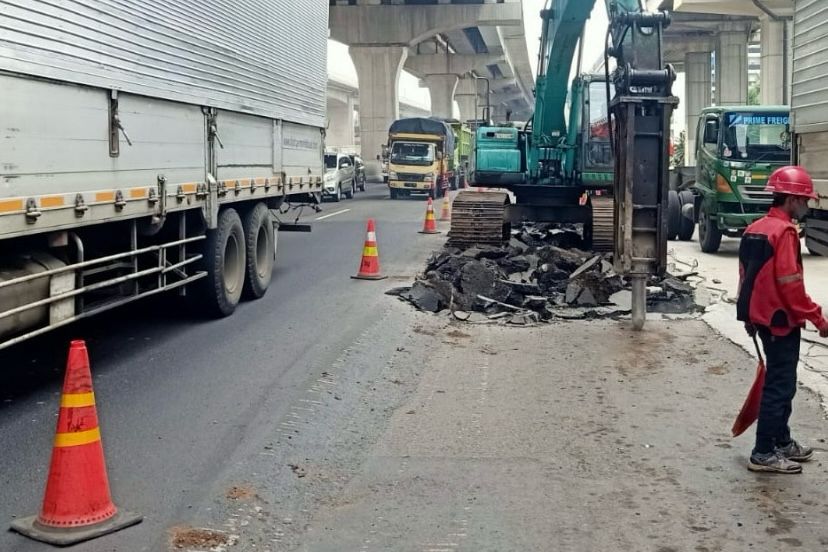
[323,152,356,201]
[349,154,367,192]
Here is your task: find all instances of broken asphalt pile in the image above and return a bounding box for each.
[389,224,699,324]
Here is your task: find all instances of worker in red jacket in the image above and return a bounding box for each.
[737,165,828,474]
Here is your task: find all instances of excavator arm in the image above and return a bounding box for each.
[455,0,677,329]
[534,0,677,329]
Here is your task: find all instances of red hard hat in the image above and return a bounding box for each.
[765,165,817,200]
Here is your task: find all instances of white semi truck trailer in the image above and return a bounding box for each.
[0,0,328,349]
[792,0,828,255]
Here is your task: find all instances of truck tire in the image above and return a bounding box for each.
[698,203,722,253]
[242,202,275,300]
[667,190,680,240]
[677,190,696,241]
[390,187,398,199]
[197,207,246,317]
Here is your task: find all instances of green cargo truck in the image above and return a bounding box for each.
[669,106,791,253]
[448,121,473,189]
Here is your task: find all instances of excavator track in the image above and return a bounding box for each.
[590,196,615,253]
[447,191,511,247]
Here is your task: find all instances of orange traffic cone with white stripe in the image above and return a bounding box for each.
[352,219,387,280]
[10,340,142,546]
[439,194,451,222]
[419,197,440,234]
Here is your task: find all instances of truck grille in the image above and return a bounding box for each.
[397,172,425,182]
[738,185,772,202]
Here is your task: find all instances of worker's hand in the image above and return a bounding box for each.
[744,323,757,337]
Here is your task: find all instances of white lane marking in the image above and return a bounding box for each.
[315,208,351,221]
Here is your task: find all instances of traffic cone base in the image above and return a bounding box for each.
[352,219,387,280]
[10,340,142,545]
[419,197,441,234]
[11,510,142,547]
[439,195,451,222]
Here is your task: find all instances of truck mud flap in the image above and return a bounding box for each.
[277,222,312,232]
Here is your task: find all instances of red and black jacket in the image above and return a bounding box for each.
[737,207,828,336]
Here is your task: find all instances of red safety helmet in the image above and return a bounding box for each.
[765,165,818,200]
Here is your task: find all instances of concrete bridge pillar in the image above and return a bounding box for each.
[326,96,356,149]
[685,51,712,165]
[422,74,459,119]
[350,45,408,177]
[760,15,788,105]
[455,76,481,122]
[716,29,749,106]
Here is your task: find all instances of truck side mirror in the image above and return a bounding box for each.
[436,152,444,160]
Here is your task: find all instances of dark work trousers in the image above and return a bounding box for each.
[753,327,801,455]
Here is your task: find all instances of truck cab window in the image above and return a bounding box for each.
[702,118,719,154]
[390,143,434,166]
[721,112,791,162]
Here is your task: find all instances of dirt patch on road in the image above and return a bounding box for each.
[225,484,258,501]
[169,526,231,550]
[706,364,730,375]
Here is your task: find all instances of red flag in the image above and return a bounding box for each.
[732,336,766,437]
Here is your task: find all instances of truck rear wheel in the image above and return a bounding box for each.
[698,203,722,253]
[667,190,680,240]
[197,207,246,317]
[242,202,275,300]
[677,190,695,241]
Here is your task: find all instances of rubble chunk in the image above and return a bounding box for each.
[569,255,602,280]
[401,281,444,312]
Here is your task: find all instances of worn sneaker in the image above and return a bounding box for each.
[748,451,802,474]
[776,440,814,462]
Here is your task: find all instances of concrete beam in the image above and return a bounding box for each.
[330,3,522,47]
[494,90,526,104]
[670,0,792,17]
[489,77,520,93]
[497,25,535,110]
[663,37,716,65]
[405,53,505,79]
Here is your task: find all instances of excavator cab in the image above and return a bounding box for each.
[575,75,615,189]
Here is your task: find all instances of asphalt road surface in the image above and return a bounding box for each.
[4,185,828,551]
[0,183,442,551]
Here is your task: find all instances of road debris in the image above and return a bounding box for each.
[395,223,700,322]
[169,526,234,550]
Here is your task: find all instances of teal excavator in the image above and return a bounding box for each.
[449,0,678,329]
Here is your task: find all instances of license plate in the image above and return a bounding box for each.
[404,182,416,188]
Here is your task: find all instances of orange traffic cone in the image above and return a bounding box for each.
[419,197,440,234]
[439,194,451,222]
[10,340,142,546]
[352,219,387,280]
